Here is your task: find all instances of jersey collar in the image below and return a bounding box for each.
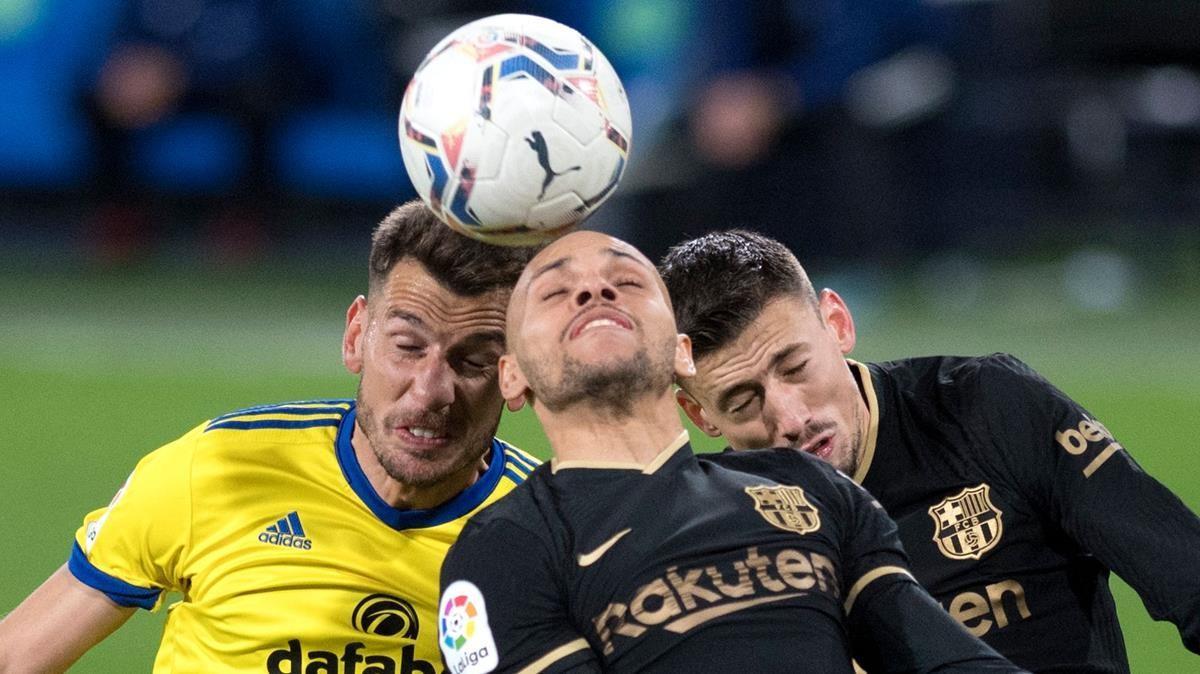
[550,429,691,474]
[847,359,881,484]
[334,405,507,530]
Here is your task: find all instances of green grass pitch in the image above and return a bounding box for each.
[1,265,1196,671]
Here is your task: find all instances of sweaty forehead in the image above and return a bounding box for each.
[527,231,652,279]
[375,259,508,337]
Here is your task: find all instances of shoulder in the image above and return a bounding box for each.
[870,353,1035,387]
[872,353,1049,408]
[702,446,823,477]
[445,468,563,574]
[200,399,353,436]
[193,398,352,456]
[457,465,556,540]
[701,448,859,500]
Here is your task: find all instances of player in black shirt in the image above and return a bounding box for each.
[658,229,1200,673]
[437,231,1023,673]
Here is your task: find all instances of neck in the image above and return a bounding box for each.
[351,422,485,510]
[536,388,687,465]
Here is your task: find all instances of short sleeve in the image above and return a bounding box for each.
[439,517,598,674]
[68,424,200,609]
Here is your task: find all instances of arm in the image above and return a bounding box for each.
[974,355,1200,652]
[439,518,600,674]
[0,566,135,673]
[847,574,1026,673]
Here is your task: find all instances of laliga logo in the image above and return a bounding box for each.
[441,594,480,651]
[439,581,498,674]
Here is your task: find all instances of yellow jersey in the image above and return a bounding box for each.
[70,400,537,672]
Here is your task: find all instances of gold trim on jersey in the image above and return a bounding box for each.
[516,637,590,674]
[847,360,880,484]
[551,430,689,474]
[842,565,912,614]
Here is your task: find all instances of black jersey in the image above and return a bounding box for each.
[843,354,1200,672]
[438,432,1022,673]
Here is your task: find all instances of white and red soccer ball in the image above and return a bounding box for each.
[398,14,632,246]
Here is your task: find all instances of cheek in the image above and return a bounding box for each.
[724,417,771,449]
[361,356,409,394]
[459,376,503,412]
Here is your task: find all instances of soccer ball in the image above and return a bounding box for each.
[398,14,632,246]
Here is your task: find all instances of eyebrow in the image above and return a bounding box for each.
[769,343,808,370]
[464,329,507,350]
[530,247,651,283]
[385,309,506,347]
[713,343,811,411]
[716,382,758,414]
[385,308,423,326]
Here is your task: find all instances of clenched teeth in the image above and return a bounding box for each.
[582,318,623,333]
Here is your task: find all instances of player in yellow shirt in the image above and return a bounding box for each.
[0,201,538,672]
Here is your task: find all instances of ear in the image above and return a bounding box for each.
[673,333,696,379]
[676,388,722,438]
[342,295,368,374]
[818,289,856,356]
[498,353,529,412]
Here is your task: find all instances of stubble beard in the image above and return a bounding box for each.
[840,395,866,477]
[355,383,494,489]
[529,339,676,420]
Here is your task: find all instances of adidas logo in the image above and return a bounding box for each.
[258,511,313,550]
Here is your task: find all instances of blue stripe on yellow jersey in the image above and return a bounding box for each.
[505,446,540,474]
[208,399,353,423]
[69,400,534,672]
[205,400,353,432]
[502,455,531,478]
[205,417,343,432]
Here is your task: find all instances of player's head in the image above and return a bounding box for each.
[500,230,694,419]
[659,230,868,475]
[342,200,534,490]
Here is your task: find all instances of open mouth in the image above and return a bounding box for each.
[800,433,834,459]
[568,309,633,340]
[395,425,450,447]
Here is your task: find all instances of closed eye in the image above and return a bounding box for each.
[781,360,809,378]
[457,358,495,376]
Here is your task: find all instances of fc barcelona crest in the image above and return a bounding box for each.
[928,484,1004,560]
[746,485,821,535]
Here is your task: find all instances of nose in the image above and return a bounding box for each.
[765,385,812,448]
[573,277,617,307]
[407,357,455,412]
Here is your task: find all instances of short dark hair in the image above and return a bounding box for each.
[658,229,818,361]
[368,200,537,298]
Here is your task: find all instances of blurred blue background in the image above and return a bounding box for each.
[2,1,1199,670]
[2,0,1198,271]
